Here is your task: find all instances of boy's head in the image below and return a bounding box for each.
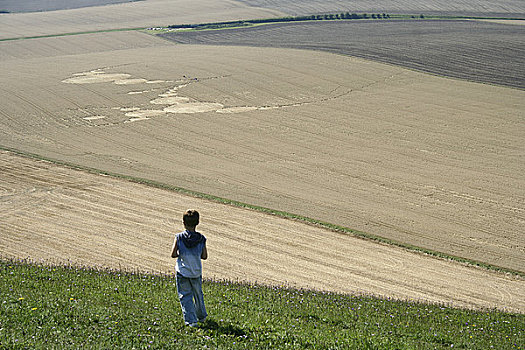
[183,209,200,228]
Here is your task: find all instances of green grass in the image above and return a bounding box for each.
[1,260,523,349]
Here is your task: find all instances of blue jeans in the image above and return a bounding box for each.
[176,273,207,325]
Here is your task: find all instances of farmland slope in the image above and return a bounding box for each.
[160,20,525,89]
[1,38,523,272]
[1,150,523,313]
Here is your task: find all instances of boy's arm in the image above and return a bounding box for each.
[171,237,178,258]
[201,242,208,260]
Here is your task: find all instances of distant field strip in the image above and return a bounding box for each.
[0,0,142,13]
[160,20,525,89]
[237,0,525,17]
[1,150,524,313]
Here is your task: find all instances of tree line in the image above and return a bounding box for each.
[168,13,392,30]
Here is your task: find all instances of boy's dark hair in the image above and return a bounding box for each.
[183,209,200,227]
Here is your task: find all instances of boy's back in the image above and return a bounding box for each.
[175,230,206,278]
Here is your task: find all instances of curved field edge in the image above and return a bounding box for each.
[2,145,522,279]
[1,259,523,349]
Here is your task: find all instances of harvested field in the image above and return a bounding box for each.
[0,0,284,40]
[0,31,171,61]
[1,40,523,274]
[2,150,524,313]
[237,0,525,17]
[160,20,525,89]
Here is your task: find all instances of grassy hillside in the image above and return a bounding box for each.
[1,260,522,349]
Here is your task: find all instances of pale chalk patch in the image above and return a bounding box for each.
[62,72,131,84]
[146,80,167,84]
[159,85,189,97]
[279,103,304,109]
[216,106,258,114]
[164,102,224,114]
[114,78,148,85]
[120,107,141,112]
[83,115,106,120]
[150,96,190,105]
[128,90,153,95]
[125,110,166,118]
[124,117,150,123]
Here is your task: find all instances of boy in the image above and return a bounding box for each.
[171,209,208,327]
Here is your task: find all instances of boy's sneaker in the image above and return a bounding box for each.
[188,323,198,327]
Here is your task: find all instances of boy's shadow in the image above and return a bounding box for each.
[199,319,246,337]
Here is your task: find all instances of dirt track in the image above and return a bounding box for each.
[1,150,523,313]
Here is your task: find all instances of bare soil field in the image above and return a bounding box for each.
[2,150,524,313]
[237,0,525,18]
[0,0,284,40]
[161,20,525,89]
[1,38,523,274]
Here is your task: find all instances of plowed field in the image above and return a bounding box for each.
[238,0,525,17]
[161,20,525,89]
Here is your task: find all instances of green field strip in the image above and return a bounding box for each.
[163,14,524,32]
[2,145,523,278]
